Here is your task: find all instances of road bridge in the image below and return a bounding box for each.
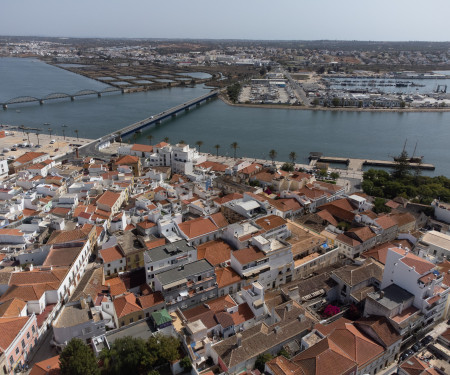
[1,87,122,109]
[69,89,219,159]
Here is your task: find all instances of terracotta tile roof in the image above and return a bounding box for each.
[115,155,139,165]
[113,292,142,318]
[233,246,265,265]
[215,311,234,328]
[354,316,401,348]
[145,238,166,250]
[214,193,243,205]
[197,240,232,266]
[14,152,47,164]
[137,292,164,309]
[239,164,262,175]
[29,355,60,375]
[154,142,169,148]
[266,356,304,375]
[197,161,227,172]
[385,200,400,209]
[215,266,242,288]
[255,215,287,231]
[399,355,440,375]
[0,284,55,302]
[9,268,68,286]
[375,215,397,230]
[0,298,27,317]
[231,303,255,325]
[105,277,127,297]
[137,220,156,229]
[391,212,416,229]
[47,229,89,245]
[316,210,338,226]
[0,316,32,353]
[332,260,383,287]
[178,217,218,239]
[292,337,356,375]
[336,234,360,247]
[96,190,121,208]
[210,212,230,229]
[43,245,84,267]
[400,253,435,275]
[271,198,302,213]
[315,318,384,368]
[99,246,124,263]
[0,228,23,236]
[391,305,419,323]
[361,242,393,264]
[346,226,376,242]
[131,144,153,153]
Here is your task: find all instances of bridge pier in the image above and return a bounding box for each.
[185,107,190,112]
[156,120,161,124]
[196,103,201,107]
[172,113,177,118]
[98,93,102,98]
[2,104,6,110]
[71,96,75,101]
[39,100,44,105]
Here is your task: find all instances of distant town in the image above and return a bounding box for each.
[1,37,450,111]
[1,37,450,375]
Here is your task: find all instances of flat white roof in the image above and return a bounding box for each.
[421,230,450,250]
[237,200,260,211]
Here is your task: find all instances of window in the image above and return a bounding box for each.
[130,318,133,323]
[21,339,25,349]
[31,325,35,334]
[15,348,19,355]
[9,356,13,365]
[27,332,30,339]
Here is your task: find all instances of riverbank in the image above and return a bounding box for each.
[219,94,450,113]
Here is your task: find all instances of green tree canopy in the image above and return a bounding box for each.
[59,338,99,375]
[255,353,273,372]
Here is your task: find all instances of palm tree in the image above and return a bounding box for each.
[214,144,220,157]
[62,124,68,140]
[269,149,277,165]
[35,130,40,146]
[230,142,239,159]
[26,131,30,144]
[116,131,122,146]
[48,127,52,139]
[146,134,153,145]
[196,140,204,152]
[163,137,169,143]
[20,125,25,136]
[74,129,79,141]
[179,140,186,144]
[289,151,297,165]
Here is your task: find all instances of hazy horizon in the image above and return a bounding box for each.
[1,0,450,42]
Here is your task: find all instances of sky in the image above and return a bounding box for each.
[1,0,450,41]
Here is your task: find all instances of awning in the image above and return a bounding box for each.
[179,290,189,297]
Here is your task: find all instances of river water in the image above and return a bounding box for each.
[1,58,449,176]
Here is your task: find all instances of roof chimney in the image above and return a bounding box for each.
[236,333,242,347]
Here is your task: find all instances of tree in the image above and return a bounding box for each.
[35,130,40,145]
[318,169,328,178]
[116,131,122,146]
[312,98,319,106]
[196,140,204,152]
[147,135,153,145]
[289,151,297,165]
[278,348,291,359]
[62,124,68,140]
[74,129,79,141]
[269,149,277,165]
[26,131,30,144]
[59,338,99,375]
[163,137,169,143]
[392,150,411,179]
[180,356,192,371]
[102,336,150,375]
[330,172,340,180]
[281,162,294,172]
[230,141,239,159]
[157,335,180,363]
[373,197,391,214]
[214,144,220,157]
[255,353,273,372]
[178,140,186,144]
[332,97,341,107]
[148,371,160,375]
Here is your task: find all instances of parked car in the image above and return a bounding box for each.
[412,342,424,352]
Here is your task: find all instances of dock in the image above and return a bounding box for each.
[309,154,435,171]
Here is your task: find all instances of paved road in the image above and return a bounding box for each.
[284,70,309,105]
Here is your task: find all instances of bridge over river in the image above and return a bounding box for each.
[1,87,123,109]
[69,89,219,159]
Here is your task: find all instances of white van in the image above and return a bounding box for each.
[50,139,56,144]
